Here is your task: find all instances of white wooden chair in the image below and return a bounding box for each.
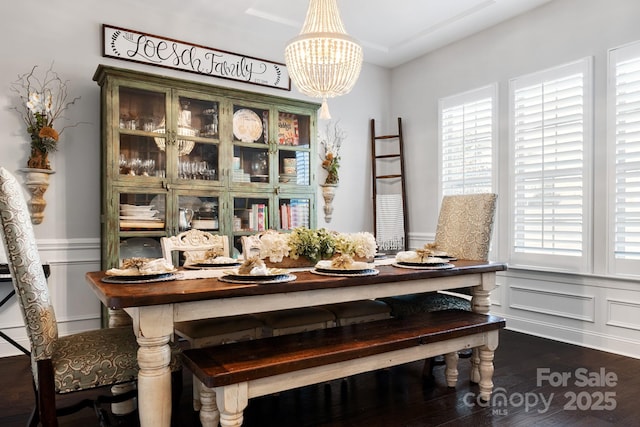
[161,229,264,411]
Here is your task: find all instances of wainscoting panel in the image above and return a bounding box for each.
[509,285,595,322]
[606,299,640,331]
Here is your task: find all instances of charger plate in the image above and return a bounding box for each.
[311,268,379,277]
[392,262,455,270]
[102,273,178,284]
[218,273,296,285]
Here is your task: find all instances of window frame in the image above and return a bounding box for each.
[508,57,594,273]
[607,41,640,278]
[438,83,498,199]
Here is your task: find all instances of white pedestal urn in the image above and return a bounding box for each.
[18,168,55,225]
[320,183,337,223]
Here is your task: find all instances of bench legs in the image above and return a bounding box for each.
[478,345,495,401]
[200,383,248,427]
[444,352,459,387]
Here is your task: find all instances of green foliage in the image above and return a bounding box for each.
[287,227,336,262]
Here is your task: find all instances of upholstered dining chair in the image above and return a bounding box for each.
[381,193,498,378]
[161,229,264,411]
[0,167,182,427]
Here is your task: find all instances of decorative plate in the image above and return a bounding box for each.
[233,109,263,142]
[311,269,380,277]
[218,273,296,285]
[101,273,178,284]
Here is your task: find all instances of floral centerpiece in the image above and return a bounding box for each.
[10,64,81,170]
[319,121,346,185]
[334,232,377,261]
[255,227,377,267]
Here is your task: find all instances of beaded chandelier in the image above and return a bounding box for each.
[285,0,363,119]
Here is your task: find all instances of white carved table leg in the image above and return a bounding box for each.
[470,272,495,384]
[444,352,459,387]
[215,383,248,427]
[200,384,220,427]
[127,306,174,427]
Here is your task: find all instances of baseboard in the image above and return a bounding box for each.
[499,313,640,360]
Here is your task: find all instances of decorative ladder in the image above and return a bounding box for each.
[370,117,408,253]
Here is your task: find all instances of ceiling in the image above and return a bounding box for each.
[179,0,553,69]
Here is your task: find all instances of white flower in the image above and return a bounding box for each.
[259,230,291,262]
[334,232,377,259]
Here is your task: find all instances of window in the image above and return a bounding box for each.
[509,58,593,272]
[439,85,496,196]
[609,41,640,276]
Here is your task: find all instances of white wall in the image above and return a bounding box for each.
[0,0,389,356]
[393,0,640,358]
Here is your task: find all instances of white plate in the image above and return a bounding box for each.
[233,109,263,142]
[314,260,374,272]
[222,268,288,279]
[119,216,161,221]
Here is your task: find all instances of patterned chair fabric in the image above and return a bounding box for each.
[432,193,498,261]
[0,167,57,362]
[381,193,497,318]
[0,167,181,397]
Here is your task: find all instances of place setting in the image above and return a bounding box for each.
[102,257,178,283]
[392,247,456,270]
[183,248,241,270]
[311,254,379,277]
[218,257,297,284]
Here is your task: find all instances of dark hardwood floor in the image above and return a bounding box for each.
[1,330,639,426]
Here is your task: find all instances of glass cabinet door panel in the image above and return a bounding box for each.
[119,87,165,132]
[119,135,166,177]
[119,237,163,263]
[232,105,269,144]
[233,146,269,183]
[119,193,166,231]
[178,195,220,232]
[278,198,311,230]
[278,112,310,148]
[233,196,270,232]
[278,151,309,186]
[177,142,219,181]
[179,96,220,140]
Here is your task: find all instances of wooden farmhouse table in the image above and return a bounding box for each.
[85,259,507,427]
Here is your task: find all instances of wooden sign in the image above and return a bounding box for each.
[102,24,290,90]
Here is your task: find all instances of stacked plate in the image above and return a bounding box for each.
[120,204,160,221]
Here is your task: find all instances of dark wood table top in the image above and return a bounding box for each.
[85,260,507,309]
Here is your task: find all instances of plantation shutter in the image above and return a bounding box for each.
[610,41,640,275]
[510,58,592,271]
[440,85,495,195]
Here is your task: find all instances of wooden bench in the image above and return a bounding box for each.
[182,309,505,427]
